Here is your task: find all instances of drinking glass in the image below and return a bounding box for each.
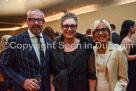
[34,75,41,88]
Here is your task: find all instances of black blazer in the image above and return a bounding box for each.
[0,30,52,91]
[112,32,120,44]
[50,33,96,91]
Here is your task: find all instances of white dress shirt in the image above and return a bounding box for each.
[28,29,45,64]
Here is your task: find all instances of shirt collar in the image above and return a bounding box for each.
[88,35,92,37]
[28,29,43,38]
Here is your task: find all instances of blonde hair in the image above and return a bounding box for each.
[91,19,112,42]
[0,35,12,53]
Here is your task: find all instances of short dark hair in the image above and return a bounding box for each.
[55,31,60,37]
[43,26,55,41]
[110,24,116,30]
[60,12,78,25]
[86,29,91,35]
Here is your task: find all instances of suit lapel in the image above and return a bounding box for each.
[103,47,113,68]
[57,45,65,64]
[41,35,51,67]
[93,43,113,76]
[22,31,41,66]
[56,36,65,64]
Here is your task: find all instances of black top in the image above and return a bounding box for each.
[50,33,96,91]
[64,40,83,67]
[127,45,136,91]
[64,48,79,67]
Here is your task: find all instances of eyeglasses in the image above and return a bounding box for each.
[28,18,44,24]
[94,28,108,34]
[62,24,77,30]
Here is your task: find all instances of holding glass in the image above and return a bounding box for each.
[34,75,42,89]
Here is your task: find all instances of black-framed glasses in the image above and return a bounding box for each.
[94,28,108,34]
[28,18,44,24]
[62,24,77,30]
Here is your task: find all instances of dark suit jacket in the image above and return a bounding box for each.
[112,32,120,44]
[50,33,96,91]
[0,30,52,91]
[87,36,95,46]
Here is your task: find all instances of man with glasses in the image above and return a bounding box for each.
[0,9,52,91]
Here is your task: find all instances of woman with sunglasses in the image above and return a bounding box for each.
[120,20,136,91]
[91,19,128,91]
[50,12,96,91]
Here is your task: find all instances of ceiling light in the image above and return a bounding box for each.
[45,4,99,22]
[5,0,8,2]
[116,0,136,5]
[0,27,20,31]
[45,13,64,22]
[71,4,99,15]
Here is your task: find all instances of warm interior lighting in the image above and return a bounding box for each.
[16,4,99,27]
[0,27,20,31]
[21,23,27,28]
[116,0,136,5]
[18,0,23,2]
[71,4,99,15]
[0,0,136,31]
[45,13,64,22]
[45,4,99,22]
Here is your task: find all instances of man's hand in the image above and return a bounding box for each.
[23,79,40,91]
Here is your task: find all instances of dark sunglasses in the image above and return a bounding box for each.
[28,18,44,24]
[62,24,77,30]
[94,28,108,34]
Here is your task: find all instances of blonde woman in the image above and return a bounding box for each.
[0,35,12,57]
[0,35,12,91]
[91,19,128,91]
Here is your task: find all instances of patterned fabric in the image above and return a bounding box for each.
[36,35,45,64]
[0,30,52,91]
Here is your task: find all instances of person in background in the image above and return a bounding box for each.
[50,12,96,91]
[55,31,59,37]
[85,29,92,37]
[86,28,95,46]
[0,35,12,56]
[56,31,61,36]
[110,24,120,44]
[120,20,136,91]
[43,26,56,42]
[131,35,136,45]
[55,31,61,40]
[0,35,12,91]
[91,19,128,91]
[0,9,52,91]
